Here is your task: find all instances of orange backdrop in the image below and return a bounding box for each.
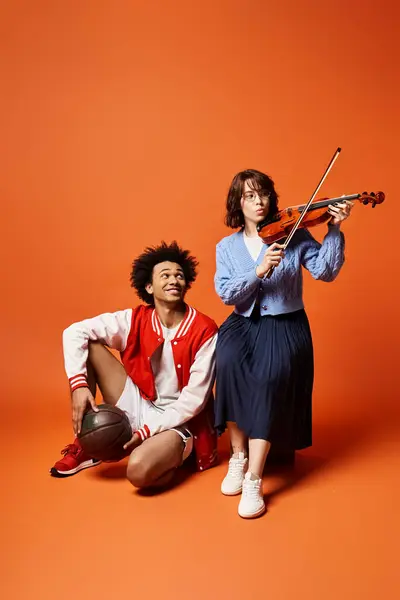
[1,1,399,598]
[1,0,398,416]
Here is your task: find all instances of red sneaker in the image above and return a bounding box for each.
[50,439,101,478]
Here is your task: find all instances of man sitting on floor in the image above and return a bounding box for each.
[50,241,218,489]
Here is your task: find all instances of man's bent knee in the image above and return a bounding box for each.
[126,454,153,488]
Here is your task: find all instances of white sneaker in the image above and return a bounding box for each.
[238,472,265,518]
[221,452,248,496]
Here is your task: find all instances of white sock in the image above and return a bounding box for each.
[232,451,247,459]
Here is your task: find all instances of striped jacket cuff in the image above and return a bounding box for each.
[136,425,151,442]
[69,374,89,392]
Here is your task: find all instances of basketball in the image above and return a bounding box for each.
[78,404,132,462]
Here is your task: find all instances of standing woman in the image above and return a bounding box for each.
[214,169,352,519]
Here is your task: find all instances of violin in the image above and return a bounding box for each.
[257,191,385,245]
[258,147,386,279]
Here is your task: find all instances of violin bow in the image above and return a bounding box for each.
[265,146,342,279]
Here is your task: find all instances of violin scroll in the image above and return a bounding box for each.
[359,191,385,208]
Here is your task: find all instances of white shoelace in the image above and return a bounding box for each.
[227,458,246,477]
[243,479,262,499]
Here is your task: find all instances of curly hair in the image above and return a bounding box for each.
[130,241,199,305]
[225,169,279,229]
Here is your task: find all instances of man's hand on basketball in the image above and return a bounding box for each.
[123,432,142,453]
[72,388,98,436]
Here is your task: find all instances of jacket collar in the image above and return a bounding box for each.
[151,304,197,340]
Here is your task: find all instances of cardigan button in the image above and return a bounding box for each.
[173,341,177,345]
[157,338,162,342]
[177,364,181,369]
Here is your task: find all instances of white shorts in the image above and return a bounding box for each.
[116,376,193,462]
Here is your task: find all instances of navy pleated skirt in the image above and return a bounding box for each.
[214,307,314,451]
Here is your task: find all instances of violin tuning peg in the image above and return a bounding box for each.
[363,199,368,205]
[372,201,376,208]
[362,191,368,195]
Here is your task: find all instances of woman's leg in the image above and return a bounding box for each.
[227,421,248,456]
[248,438,271,478]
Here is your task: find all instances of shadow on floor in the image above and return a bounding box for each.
[89,402,400,501]
[262,405,400,506]
[90,450,196,495]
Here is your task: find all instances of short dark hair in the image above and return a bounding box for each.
[224,169,279,229]
[130,241,198,305]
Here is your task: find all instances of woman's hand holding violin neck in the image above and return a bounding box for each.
[328,200,353,226]
[256,242,285,278]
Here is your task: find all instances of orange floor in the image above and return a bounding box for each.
[2,396,399,600]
